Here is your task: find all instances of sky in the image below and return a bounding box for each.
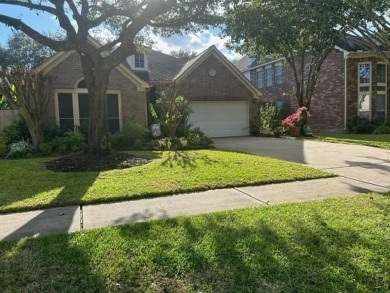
[0,5,242,61]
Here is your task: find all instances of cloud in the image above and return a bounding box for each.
[152,30,243,61]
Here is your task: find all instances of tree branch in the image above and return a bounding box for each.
[0,14,74,51]
[0,0,57,15]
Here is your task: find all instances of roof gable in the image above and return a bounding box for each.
[174,45,261,98]
[36,38,150,91]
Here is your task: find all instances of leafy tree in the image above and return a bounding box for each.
[170,49,198,61]
[339,0,390,61]
[150,81,192,138]
[0,0,222,152]
[224,0,349,109]
[0,68,55,148]
[3,31,54,69]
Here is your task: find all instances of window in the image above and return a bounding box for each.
[265,67,273,87]
[56,91,121,133]
[256,69,263,88]
[58,93,74,131]
[275,64,283,85]
[377,64,387,122]
[107,94,120,133]
[78,93,89,131]
[358,63,371,119]
[134,53,145,69]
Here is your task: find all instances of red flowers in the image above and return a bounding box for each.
[282,107,308,127]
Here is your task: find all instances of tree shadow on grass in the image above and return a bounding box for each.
[112,204,389,292]
[1,158,99,241]
[160,150,217,169]
[0,233,106,293]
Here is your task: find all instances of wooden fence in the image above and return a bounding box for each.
[0,110,19,131]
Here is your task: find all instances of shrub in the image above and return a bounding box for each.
[259,103,276,134]
[347,116,378,134]
[186,128,213,149]
[110,121,151,150]
[37,142,53,156]
[43,124,66,143]
[149,95,192,138]
[373,122,390,134]
[50,130,87,154]
[0,118,31,146]
[0,135,6,157]
[6,139,32,158]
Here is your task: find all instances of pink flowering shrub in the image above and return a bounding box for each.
[282,107,308,127]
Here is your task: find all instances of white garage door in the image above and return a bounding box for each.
[189,101,249,137]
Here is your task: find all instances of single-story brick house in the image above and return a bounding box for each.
[37,43,261,138]
[235,36,390,132]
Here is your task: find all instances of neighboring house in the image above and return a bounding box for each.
[37,44,261,138]
[235,36,390,132]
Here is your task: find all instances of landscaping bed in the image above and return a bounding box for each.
[45,152,150,172]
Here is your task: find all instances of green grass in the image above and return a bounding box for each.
[316,133,390,149]
[0,149,332,214]
[0,193,389,292]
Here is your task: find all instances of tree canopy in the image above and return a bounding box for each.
[0,0,223,152]
[339,0,390,61]
[1,31,54,69]
[224,0,350,109]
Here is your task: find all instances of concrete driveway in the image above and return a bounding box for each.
[214,137,390,191]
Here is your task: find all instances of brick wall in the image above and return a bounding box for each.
[45,52,148,128]
[247,51,346,132]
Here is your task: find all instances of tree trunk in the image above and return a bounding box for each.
[88,77,110,153]
[19,108,44,148]
[80,55,111,153]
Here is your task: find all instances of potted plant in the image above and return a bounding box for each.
[281,107,308,137]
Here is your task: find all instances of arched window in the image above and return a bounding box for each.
[77,79,87,89]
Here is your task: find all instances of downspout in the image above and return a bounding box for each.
[343,51,351,132]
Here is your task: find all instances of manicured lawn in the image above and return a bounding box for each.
[0,193,388,292]
[316,133,390,149]
[0,149,332,213]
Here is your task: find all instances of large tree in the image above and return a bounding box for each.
[224,0,349,109]
[0,0,222,152]
[2,30,54,68]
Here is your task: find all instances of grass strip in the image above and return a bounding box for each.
[0,193,389,292]
[316,134,390,149]
[0,149,333,213]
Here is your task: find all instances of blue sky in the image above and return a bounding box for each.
[0,6,241,61]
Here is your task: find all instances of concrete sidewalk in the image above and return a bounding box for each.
[1,176,387,242]
[1,138,389,242]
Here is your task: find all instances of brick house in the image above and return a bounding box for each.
[235,36,390,132]
[37,44,261,138]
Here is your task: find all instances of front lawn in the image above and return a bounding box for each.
[316,133,390,149]
[0,149,333,214]
[0,193,388,292]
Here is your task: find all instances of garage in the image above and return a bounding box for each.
[189,101,249,137]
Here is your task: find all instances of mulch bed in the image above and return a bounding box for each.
[45,152,150,172]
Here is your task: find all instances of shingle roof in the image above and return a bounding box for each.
[335,35,368,52]
[173,47,210,80]
[147,50,186,82]
[234,56,260,72]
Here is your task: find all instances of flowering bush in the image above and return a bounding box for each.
[282,107,308,127]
